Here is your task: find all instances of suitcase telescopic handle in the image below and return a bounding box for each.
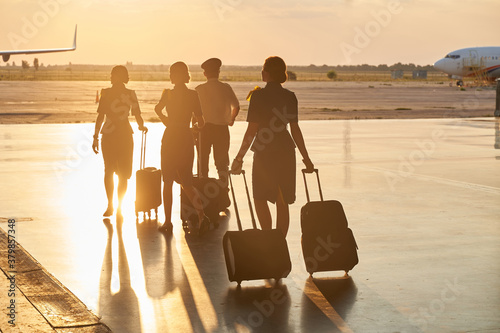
[228,170,258,231]
[302,169,323,202]
[140,130,147,170]
[195,129,202,177]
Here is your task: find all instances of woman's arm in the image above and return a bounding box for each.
[236,122,258,160]
[134,114,148,132]
[154,99,169,126]
[92,113,105,154]
[290,122,314,171]
[230,122,258,173]
[131,91,147,132]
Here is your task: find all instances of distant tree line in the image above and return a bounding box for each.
[287,63,436,72]
[2,62,436,72]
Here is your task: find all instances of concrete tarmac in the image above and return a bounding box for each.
[1,118,499,332]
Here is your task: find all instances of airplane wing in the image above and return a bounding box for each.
[0,25,77,62]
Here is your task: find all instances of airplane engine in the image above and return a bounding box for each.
[2,54,10,62]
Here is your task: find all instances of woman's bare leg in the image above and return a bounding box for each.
[158,179,174,232]
[117,176,128,213]
[275,189,289,237]
[255,199,272,230]
[103,171,114,216]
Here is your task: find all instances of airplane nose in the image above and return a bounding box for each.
[434,58,446,72]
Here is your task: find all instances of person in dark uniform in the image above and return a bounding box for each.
[195,58,240,185]
[231,56,314,237]
[93,65,147,217]
[155,61,210,234]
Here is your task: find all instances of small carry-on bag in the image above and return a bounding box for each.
[135,131,162,220]
[301,169,358,276]
[180,131,230,230]
[222,170,292,285]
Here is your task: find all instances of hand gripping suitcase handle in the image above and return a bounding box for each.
[228,170,258,231]
[301,168,323,202]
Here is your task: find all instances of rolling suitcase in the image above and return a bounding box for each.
[301,169,358,276]
[222,171,292,285]
[180,131,230,230]
[135,131,162,220]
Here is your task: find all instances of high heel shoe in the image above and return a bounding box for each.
[159,222,173,234]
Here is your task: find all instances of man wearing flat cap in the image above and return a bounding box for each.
[196,58,240,187]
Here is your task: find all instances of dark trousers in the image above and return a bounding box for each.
[199,123,230,182]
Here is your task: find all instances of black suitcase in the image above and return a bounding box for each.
[223,171,292,285]
[180,131,230,230]
[180,176,229,228]
[301,169,358,276]
[135,131,162,220]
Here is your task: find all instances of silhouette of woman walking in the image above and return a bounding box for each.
[93,65,147,217]
[231,56,314,237]
[155,61,210,234]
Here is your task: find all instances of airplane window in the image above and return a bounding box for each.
[445,54,460,59]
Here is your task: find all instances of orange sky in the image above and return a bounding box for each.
[0,0,499,66]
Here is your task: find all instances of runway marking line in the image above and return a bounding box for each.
[295,277,354,333]
[355,165,500,194]
[175,234,219,332]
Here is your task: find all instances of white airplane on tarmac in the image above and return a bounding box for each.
[0,25,76,62]
[433,46,500,86]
